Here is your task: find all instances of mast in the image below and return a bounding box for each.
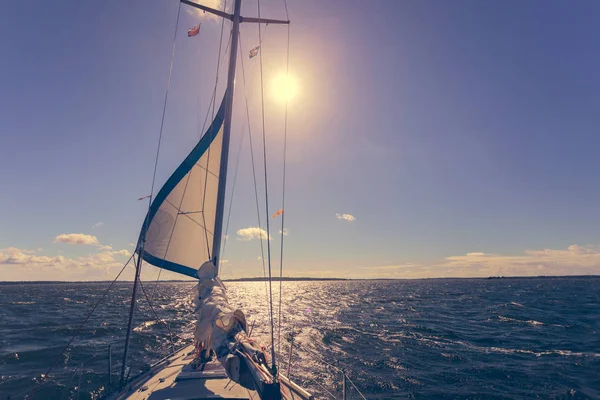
[212,0,242,274]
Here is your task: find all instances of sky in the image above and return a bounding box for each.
[1,0,600,281]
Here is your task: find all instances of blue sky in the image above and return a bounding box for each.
[1,0,600,280]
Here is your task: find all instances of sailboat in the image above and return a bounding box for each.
[109,0,314,399]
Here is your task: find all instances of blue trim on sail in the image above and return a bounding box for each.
[141,252,199,278]
[138,96,226,278]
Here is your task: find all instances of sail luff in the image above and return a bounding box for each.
[212,0,242,276]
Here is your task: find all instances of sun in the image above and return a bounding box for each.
[271,73,298,103]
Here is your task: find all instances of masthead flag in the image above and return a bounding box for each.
[187,24,200,37]
[271,209,284,218]
[249,46,260,59]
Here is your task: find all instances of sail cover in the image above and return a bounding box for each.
[138,97,225,278]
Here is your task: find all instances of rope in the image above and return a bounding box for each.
[147,1,181,212]
[26,254,135,399]
[277,1,291,360]
[297,347,368,400]
[121,5,182,384]
[137,263,179,351]
[256,0,277,372]
[220,26,268,262]
[201,0,229,261]
[152,27,232,290]
[304,379,337,400]
[147,0,184,302]
[226,31,271,310]
[123,261,192,385]
[219,92,245,266]
[346,375,368,400]
[219,24,269,267]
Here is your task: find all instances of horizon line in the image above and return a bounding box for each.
[1,274,599,284]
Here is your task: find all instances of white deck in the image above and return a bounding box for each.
[113,345,259,400]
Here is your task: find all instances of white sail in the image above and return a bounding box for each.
[139,98,225,278]
[137,95,251,378]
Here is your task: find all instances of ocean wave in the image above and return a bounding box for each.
[450,339,600,358]
[487,347,600,358]
[133,320,163,332]
[498,315,544,326]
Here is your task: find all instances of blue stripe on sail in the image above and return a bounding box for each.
[141,252,199,279]
[137,96,226,278]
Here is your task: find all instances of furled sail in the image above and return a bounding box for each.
[138,97,225,278]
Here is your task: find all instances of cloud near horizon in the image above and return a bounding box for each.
[3,242,600,281]
[54,233,99,245]
[336,213,356,222]
[0,246,131,280]
[366,244,600,279]
[237,227,270,241]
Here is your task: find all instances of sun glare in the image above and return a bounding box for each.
[272,73,298,103]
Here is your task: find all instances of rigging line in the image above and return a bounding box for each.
[67,354,97,387]
[256,0,277,373]
[234,30,272,312]
[202,0,229,261]
[201,31,233,259]
[219,105,244,265]
[148,1,181,209]
[137,273,179,352]
[282,0,290,18]
[144,1,182,298]
[298,345,366,398]
[27,254,135,399]
[303,379,337,400]
[220,26,268,277]
[277,8,291,360]
[151,29,233,288]
[124,259,178,379]
[345,375,368,400]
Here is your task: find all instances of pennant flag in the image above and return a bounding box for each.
[187,23,200,37]
[249,46,260,59]
[271,209,284,218]
[137,195,151,201]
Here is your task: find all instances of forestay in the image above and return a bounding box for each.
[138,97,225,278]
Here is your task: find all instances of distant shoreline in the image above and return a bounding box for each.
[0,275,598,284]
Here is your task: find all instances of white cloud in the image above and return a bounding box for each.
[98,245,113,251]
[54,233,99,245]
[0,247,64,266]
[336,213,356,222]
[92,222,104,229]
[257,256,263,261]
[4,238,600,281]
[237,227,270,241]
[364,244,600,279]
[128,242,135,247]
[111,249,131,257]
[440,244,600,277]
[0,247,131,279]
[279,229,289,236]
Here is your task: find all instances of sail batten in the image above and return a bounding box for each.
[138,97,226,279]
